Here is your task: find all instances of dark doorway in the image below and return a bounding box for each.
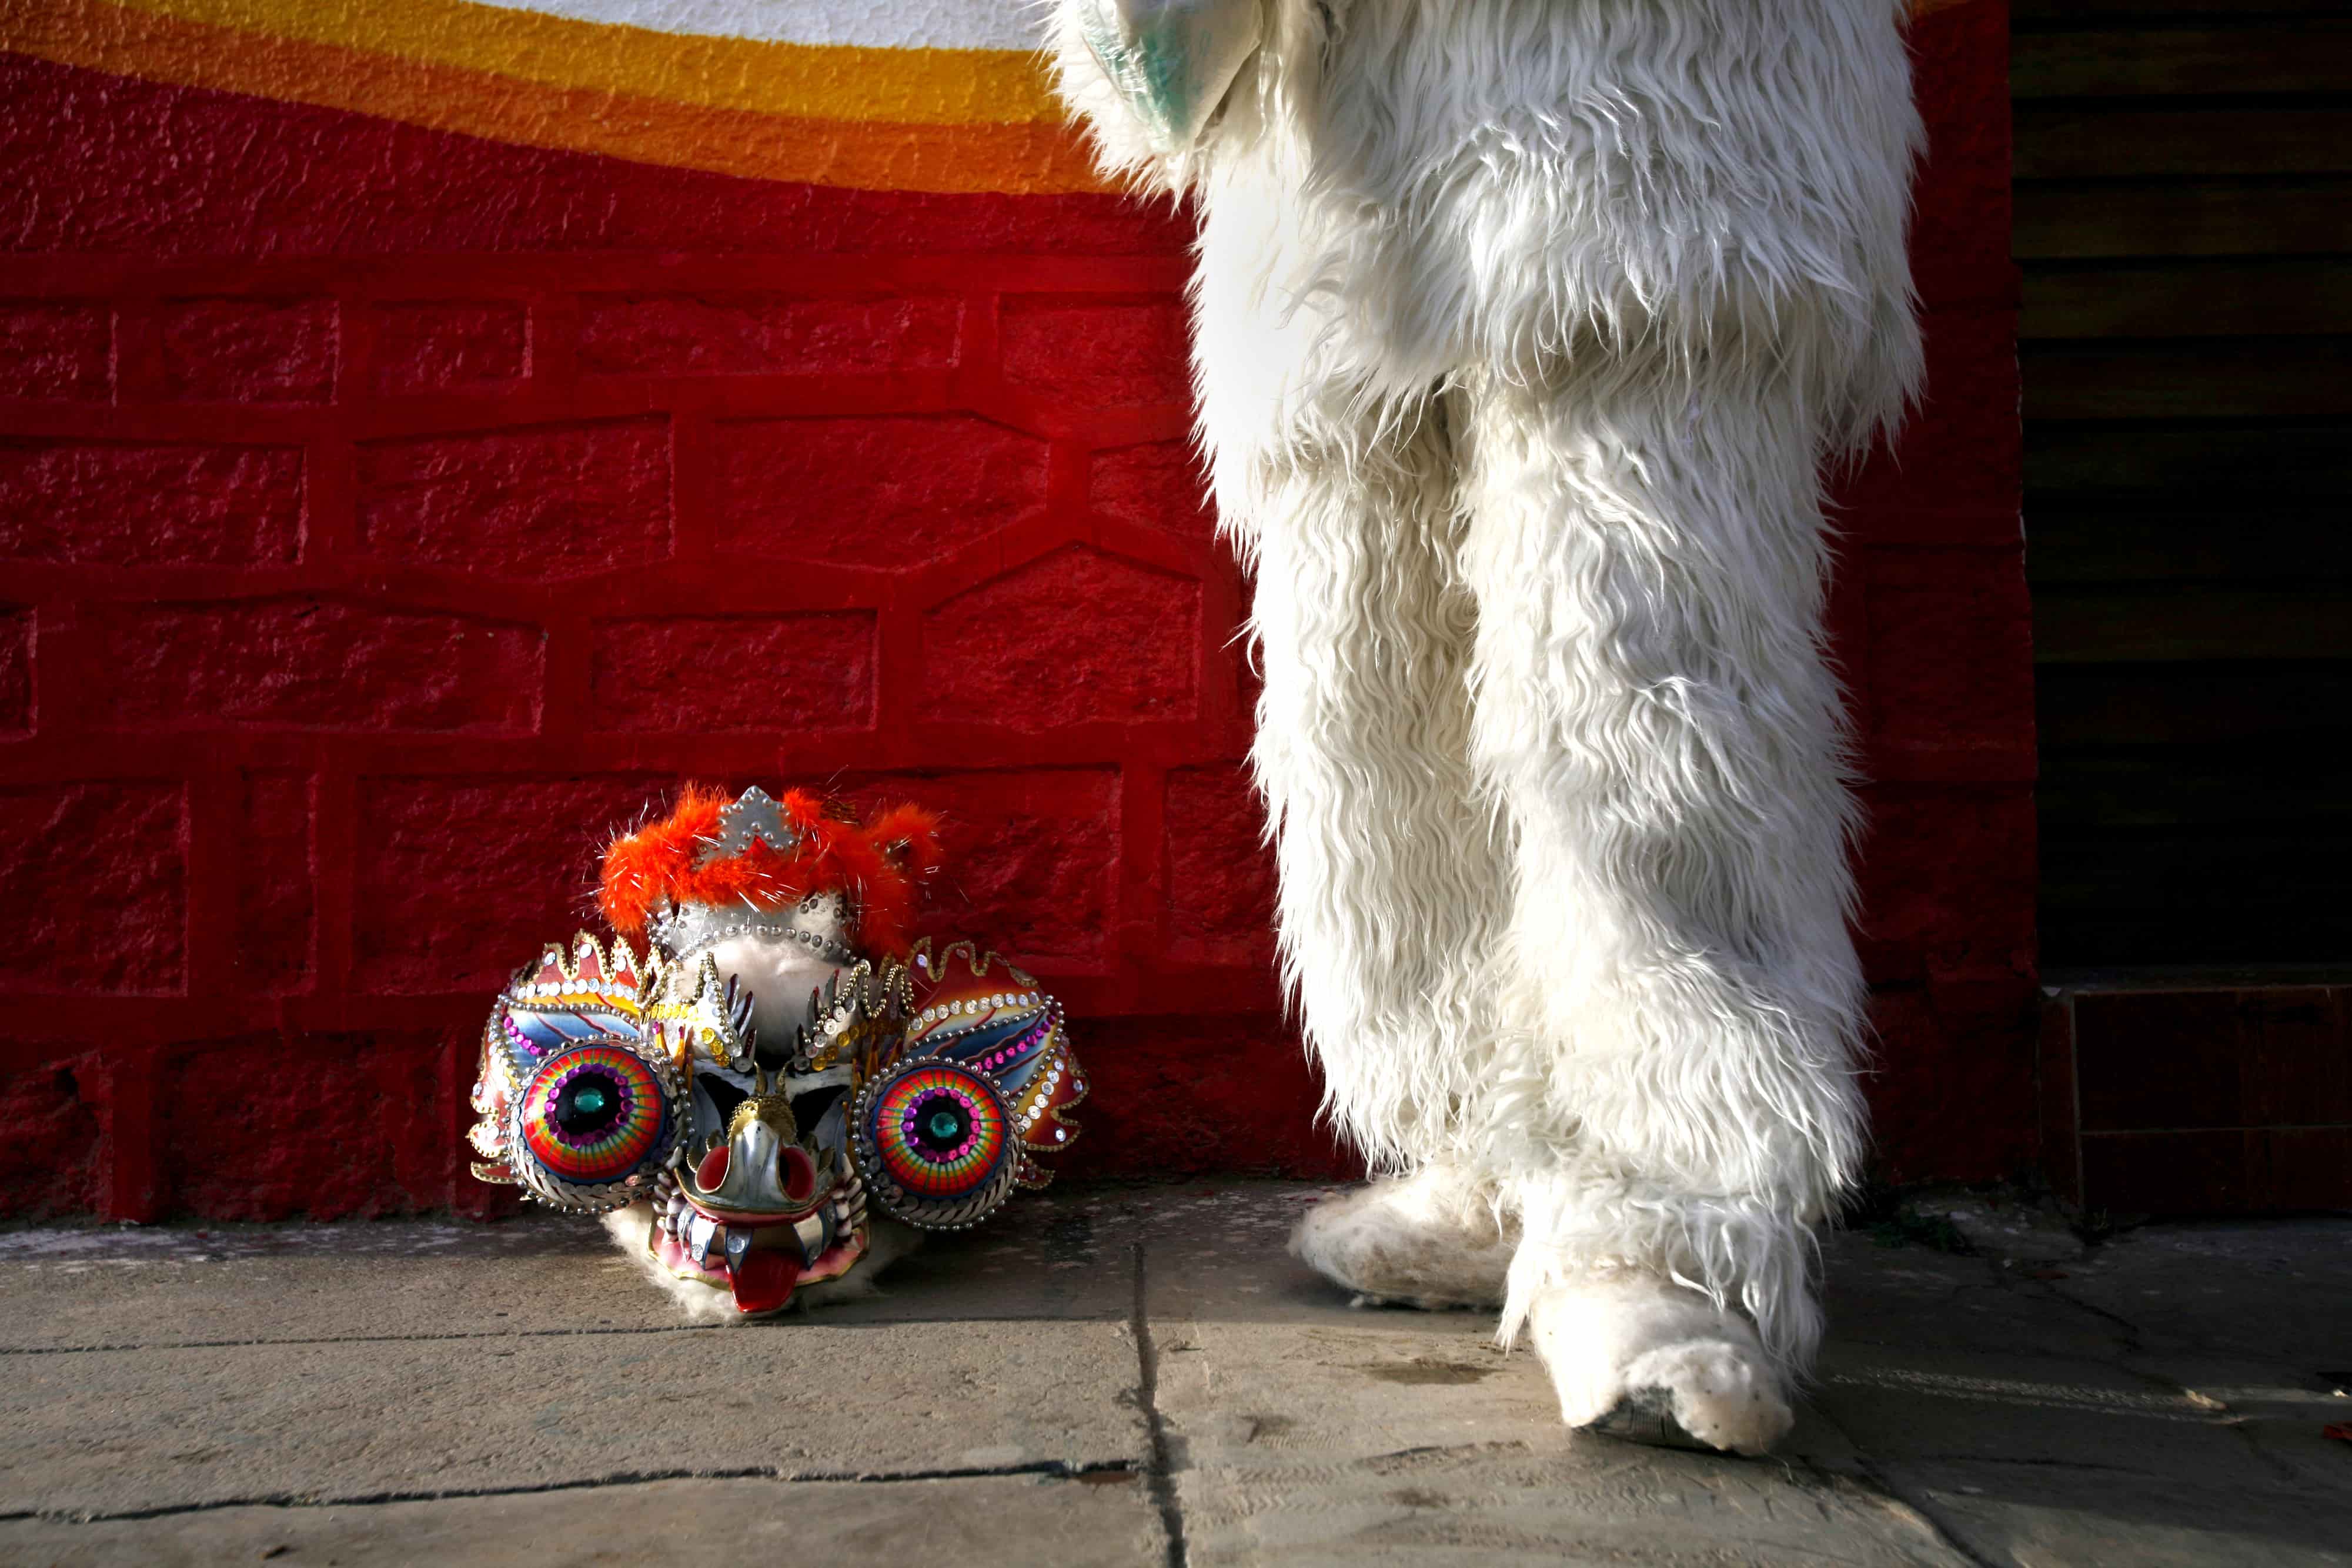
[2013,2,2352,1213]
[2014,2,2352,974]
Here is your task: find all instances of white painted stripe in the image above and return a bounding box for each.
[461,0,1045,51]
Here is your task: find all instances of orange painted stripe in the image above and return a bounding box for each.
[0,0,1109,194]
[96,0,1067,126]
[1,0,1984,194]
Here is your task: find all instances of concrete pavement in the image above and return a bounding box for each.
[1,1185,2346,1566]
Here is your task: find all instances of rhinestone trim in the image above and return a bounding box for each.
[650,903,859,968]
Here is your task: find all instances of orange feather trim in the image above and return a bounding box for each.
[599,785,944,958]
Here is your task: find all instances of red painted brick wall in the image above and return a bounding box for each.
[0,3,2028,1221]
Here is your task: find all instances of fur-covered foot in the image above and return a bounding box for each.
[1528,1273,1795,1456]
[1289,1167,1516,1310]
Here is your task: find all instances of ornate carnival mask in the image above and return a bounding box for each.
[468,787,1090,1316]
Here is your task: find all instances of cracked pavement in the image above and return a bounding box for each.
[1,1185,2346,1566]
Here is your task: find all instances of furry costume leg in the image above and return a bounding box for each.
[1049,0,1921,1449]
[1191,165,1516,1303]
[1237,391,1498,1167]
[1185,132,1514,1175]
[1457,359,1874,1446]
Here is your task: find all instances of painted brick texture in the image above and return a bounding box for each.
[370,300,530,395]
[713,414,1048,564]
[0,302,111,402]
[0,441,304,567]
[159,296,339,404]
[0,2,2024,1218]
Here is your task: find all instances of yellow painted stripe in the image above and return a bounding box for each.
[0,0,1108,192]
[0,0,1984,195]
[93,0,1065,125]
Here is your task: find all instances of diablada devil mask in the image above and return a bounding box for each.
[468,786,1089,1316]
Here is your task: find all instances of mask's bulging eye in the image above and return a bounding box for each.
[512,1042,680,1211]
[852,1057,1018,1230]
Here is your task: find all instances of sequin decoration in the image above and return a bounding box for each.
[896,941,1088,1182]
[510,1042,681,1212]
[472,932,650,1189]
[851,1055,1017,1229]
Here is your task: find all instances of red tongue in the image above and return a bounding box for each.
[730,1249,800,1315]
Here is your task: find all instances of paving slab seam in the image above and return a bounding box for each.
[0,1326,727,1355]
[2037,1273,2341,1463]
[1128,1240,1188,1568]
[0,1311,1122,1356]
[2016,1275,2145,1354]
[1803,1402,2004,1568]
[2212,1403,2313,1489]
[0,1459,1146,1527]
[1843,1455,2004,1568]
[1785,1452,1973,1558]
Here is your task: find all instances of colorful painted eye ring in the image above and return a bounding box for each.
[509,1040,681,1212]
[851,1055,1018,1229]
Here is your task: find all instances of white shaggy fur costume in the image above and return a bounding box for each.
[1050,0,1923,1452]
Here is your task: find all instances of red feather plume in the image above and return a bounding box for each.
[599,785,944,957]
